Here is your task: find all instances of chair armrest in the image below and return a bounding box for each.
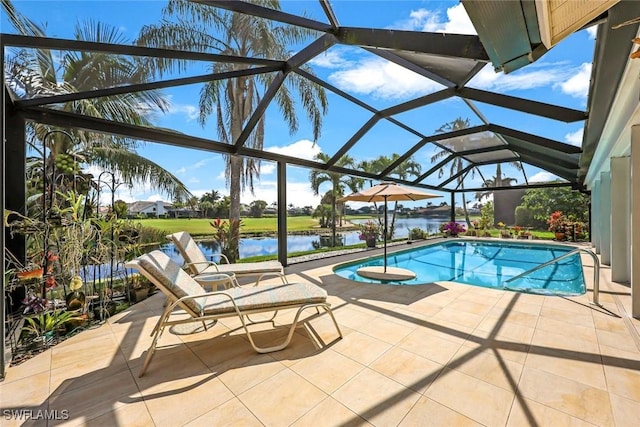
[168,290,242,316]
[254,272,288,286]
[214,254,231,264]
[184,261,220,273]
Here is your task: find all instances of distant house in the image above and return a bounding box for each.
[127,201,173,218]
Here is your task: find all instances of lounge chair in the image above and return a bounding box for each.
[125,250,342,377]
[167,231,286,285]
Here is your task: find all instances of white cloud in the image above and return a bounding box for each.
[310,48,353,69]
[559,62,591,99]
[529,171,557,183]
[470,61,584,93]
[396,4,476,35]
[586,25,598,40]
[241,180,321,208]
[166,99,199,121]
[565,128,584,146]
[329,57,445,100]
[265,139,321,161]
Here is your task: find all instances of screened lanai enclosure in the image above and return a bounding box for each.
[2,0,640,376]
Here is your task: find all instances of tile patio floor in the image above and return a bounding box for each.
[2,241,640,426]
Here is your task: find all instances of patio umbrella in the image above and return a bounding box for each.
[339,182,441,272]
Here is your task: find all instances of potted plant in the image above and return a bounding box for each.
[23,309,81,347]
[358,220,381,247]
[127,273,151,303]
[548,211,567,240]
[65,275,86,311]
[442,221,465,237]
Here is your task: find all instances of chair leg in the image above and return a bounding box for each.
[139,307,173,377]
[241,303,341,353]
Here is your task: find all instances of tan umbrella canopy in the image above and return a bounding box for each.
[339,182,441,272]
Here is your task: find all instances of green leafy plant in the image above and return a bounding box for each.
[23,309,82,337]
[210,218,242,263]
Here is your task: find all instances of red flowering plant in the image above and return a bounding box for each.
[442,221,466,236]
[547,211,567,233]
[210,218,242,263]
[358,220,381,241]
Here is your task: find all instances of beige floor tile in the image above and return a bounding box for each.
[474,316,536,344]
[356,314,415,345]
[462,333,530,365]
[48,369,141,425]
[402,299,444,318]
[49,349,130,396]
[399,396,482,426]
[539,304,595,327]
[600,344,640,370]
[132,340,210,381]
[414,317,473,345]
[71,400,154,427]
[507,396,599,427]
[141,373,235,426]
[530,327,600,355]
[184,398,262,427]
[525,349,607,390]
[290,348,364,394]
[332,368,421,426]
[596,329,640,353]
[536,316,598,342]
[370,346,444,394]
[432,307,486,329]
[486,307,540,329]
[447,298,494,316]
[332,305,380,331]
[50,334,119,370]
[494,294,544,316]
[292,396,372,426]
[424,368,514,426]
[603,364,640,402]
[399,328,463,365]
[216,353,286,396]
[2,349,52,384]
[518,366,614,426]
[238,369,326,426]
[449,344,523,391]
[0,371,51,410]
[331,330,392,366]
[609,393,640,427]
[593,313,631,333]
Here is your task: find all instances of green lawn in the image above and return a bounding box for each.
[133,216,327,236]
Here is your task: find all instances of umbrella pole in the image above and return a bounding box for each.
[384,196,388,273]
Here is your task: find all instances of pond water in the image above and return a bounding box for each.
[160,217,447,260]
[80,217,449,281]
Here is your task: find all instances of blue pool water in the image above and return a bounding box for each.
[333,239,586,296]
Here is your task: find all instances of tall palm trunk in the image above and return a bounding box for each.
[331,183,337,246]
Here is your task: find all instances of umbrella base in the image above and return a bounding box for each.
[357,266,416,282]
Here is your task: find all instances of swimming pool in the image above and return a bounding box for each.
[333,239,586,296]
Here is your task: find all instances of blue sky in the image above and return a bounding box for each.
[1,1,596,208]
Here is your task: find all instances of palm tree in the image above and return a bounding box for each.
[357,156,389,227]
[309,153,361,246]
[431,117,474,226]
[386,154,422,238]
[137,0,327,259]
[2,1,192,208]
[475,173,518,202]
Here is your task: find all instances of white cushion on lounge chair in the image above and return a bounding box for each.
[125,250,341,377]
[166,231,284,281]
